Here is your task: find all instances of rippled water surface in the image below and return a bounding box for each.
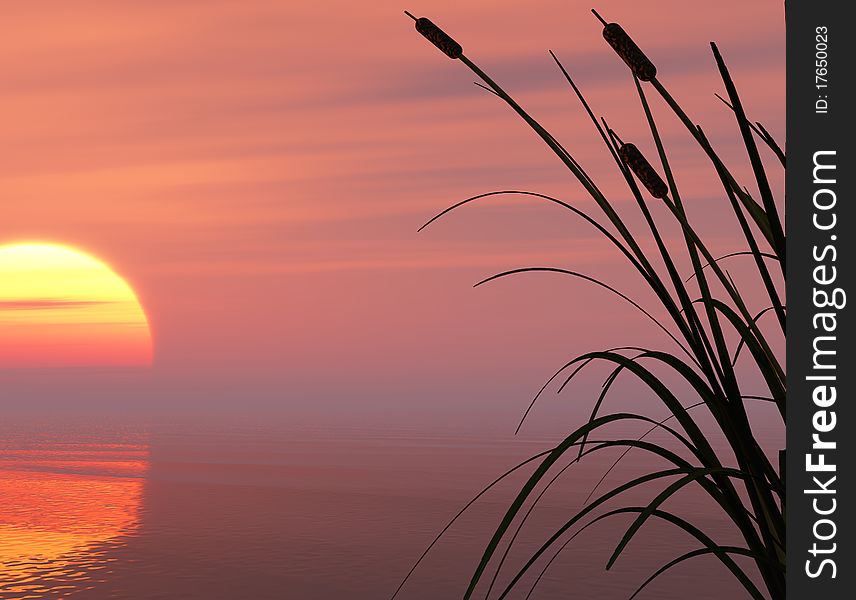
[0,419,760,599]
[0,427,147,598]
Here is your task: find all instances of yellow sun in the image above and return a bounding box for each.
[0,242,152,367]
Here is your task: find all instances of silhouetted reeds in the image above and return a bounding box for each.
[397,8,785,600]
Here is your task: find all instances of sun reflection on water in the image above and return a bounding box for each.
[0,439,147,599]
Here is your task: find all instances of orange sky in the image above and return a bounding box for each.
[1,1,784,425]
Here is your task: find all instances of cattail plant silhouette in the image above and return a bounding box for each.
[396,8,785,600]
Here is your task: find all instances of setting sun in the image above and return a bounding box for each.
[0,242,152,368]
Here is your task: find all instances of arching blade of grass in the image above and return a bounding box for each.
[710,42,785,266]
[605,468,761,570]
[474,268,693,361]
[478,348,777,597]
[561,349,773,551]
[732,306,781,366]
[755,122,786,166]
[460,362,762,597]
[453,52,713,341]
[648,77,775,248]
[696,123,787,331]
[686,251,780,283]
[461,414,698,600]
[485,399,721,596]
[715,93,786,167]
[483,428,697,597]
[628,545,770,600]
[512,349,627,436]
[388,448,553,600]
[583,394,780,511]
[657,190,784,389]
[525,507,767,600]
[562,352,723,464]
[710,299,785,419]
[393,420,715,600]
[603,508,769,600]
[486,466,752,600]
[418,190,640,274]
[390,435,692,600]
[574,363,628,460]
[517,402,709,600]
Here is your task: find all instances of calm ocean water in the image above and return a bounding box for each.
[0,417,761,599]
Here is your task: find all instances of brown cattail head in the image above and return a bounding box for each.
[409,14,463,59]
[602,23,656,81]
[619,143,668,199]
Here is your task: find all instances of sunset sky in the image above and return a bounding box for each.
[0,1,784,428]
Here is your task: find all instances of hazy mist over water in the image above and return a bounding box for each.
[0,415,774,599]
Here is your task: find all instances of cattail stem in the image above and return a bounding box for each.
[591,8,608,27]
[650,77,784,273]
